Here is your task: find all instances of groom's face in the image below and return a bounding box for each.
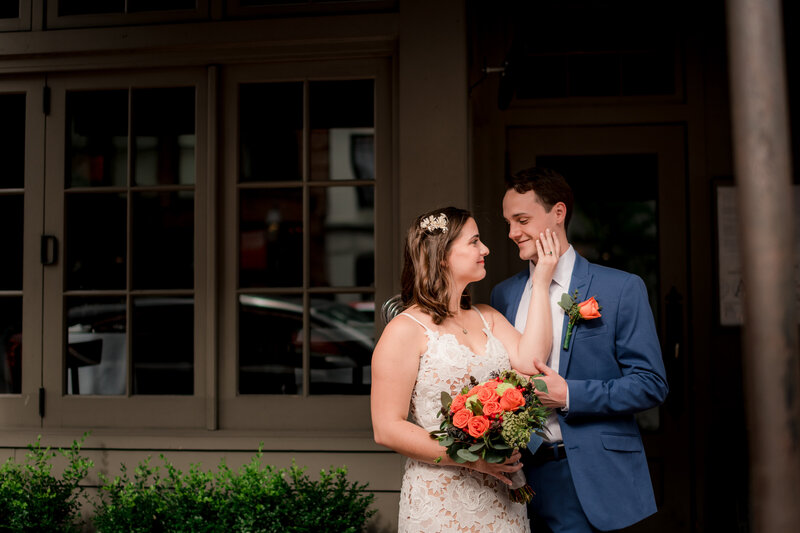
[502,189,559,263]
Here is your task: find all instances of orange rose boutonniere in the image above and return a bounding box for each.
[559,290,602,350]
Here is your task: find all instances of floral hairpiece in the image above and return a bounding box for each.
[420,213,449,234]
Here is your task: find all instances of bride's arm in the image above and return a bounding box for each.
[370,316,522,484]
[489,230,560,375]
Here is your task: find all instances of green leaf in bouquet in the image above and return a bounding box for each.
[468,442,485,452]
[440,391,453,410]
[456,449,481,462]
[483,448,507,463]
[448,447,468,463]
[559,293,574,312]
[492,442,511,450]
[439,436,455,447]
[533,378,548,393]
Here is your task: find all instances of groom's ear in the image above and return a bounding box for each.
[552,202,567,225]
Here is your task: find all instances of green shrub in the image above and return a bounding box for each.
[0,434,93,533]
[94,447,376,533]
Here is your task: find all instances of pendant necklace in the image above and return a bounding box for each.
[452,315,468,335]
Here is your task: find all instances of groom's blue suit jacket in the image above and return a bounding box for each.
[491,253,668,531]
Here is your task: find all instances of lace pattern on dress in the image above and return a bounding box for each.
[397,308,530,533]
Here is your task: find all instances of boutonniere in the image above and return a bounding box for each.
[558,291,602,350]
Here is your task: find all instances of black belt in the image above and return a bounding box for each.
[529,443,567,467]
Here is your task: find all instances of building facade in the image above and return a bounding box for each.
[1,1,796,530]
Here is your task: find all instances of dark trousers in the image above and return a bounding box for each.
[525,450,603,533]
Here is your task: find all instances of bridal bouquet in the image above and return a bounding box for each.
[429,369,550,503]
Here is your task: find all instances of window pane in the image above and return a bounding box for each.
[59,0,125,16]
[309,80,374,181]
[0,94,25,189]
[66,193,127,290]
[0,3,19,18]
[309,294,373,395]
[66,90,128,188]
[132,297,193,395]
[66,297,126,396]
[132,87,196,186]
[132,191,194,290]
[239,83,303,183]
[239,188,302,288]
[0,297,22,394]
[309,185,374,287]
[0,196,23,291]
[239,294,303,395]
[128,0,196,12]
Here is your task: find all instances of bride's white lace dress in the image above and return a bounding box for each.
[397,309,530,533]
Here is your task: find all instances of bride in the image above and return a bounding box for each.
[371,207,559,532]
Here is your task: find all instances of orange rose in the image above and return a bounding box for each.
[475,386,498,404]
[482,401,502,418]
[467,385,483,397]
[450,394,467,413]
[452,408,473,429]
[467,415,490,438]
[578,297,602,320]
[499,387,526,411]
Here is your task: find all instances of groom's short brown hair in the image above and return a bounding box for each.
[505,167,574,231]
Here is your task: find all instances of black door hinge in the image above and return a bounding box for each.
[43,85,51,116]
[38,387,45,418]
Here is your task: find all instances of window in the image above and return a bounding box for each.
[220,60,392,430]
[0,78,44,428]
[46,0,208,29]
[42,70,208,429]
[0,0,31,31]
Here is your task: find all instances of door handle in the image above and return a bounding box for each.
[665,286,683,415]
[40,235,58,266]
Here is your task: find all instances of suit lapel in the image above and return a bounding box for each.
[559,254,592,377]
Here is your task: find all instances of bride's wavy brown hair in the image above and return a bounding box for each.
[401,206,472,325]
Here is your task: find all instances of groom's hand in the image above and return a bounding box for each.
[532,360,568,409]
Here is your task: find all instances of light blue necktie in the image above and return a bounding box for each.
[527,432,544,454]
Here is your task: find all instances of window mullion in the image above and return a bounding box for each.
[125,87,133,398]
[301,79,311,398]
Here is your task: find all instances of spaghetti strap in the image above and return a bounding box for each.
[399,312,432,332]
[472,306,491,330]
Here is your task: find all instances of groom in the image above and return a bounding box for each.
[491,167,668,532]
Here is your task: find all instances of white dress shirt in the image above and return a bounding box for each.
[513,244,576,443]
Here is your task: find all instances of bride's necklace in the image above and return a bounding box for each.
[451,314,469,335]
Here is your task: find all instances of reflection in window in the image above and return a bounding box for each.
[310,185,374,287]
[132,297,194,395]
[0,298,22,394]
[239,294,373,395]
[66,193,127,291]
[132,87,196,186]
[0,196,23,291]
[66,90,128,188]
[239,83,303,183]
[132,191,194,289]
[0,94,25,189]
[64,83,196,396]
[66,297,126,395]
[238,79,375,395]
[239,188,303,288]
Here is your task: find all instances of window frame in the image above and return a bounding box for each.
[41,68,211,429]
[219,58,393,431]
[0,77,44,428]
[45,0,209,30]
[0,0,31,32]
